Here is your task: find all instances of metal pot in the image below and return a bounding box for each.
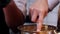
[17,23,58,34]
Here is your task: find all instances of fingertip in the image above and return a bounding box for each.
[36,19,43,31]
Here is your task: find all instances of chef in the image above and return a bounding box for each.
[3,0,59,34]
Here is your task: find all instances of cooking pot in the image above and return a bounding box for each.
[17,23,58,34]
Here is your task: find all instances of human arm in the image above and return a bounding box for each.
[29,0,48,31]
[29,0,59,31]
[3,0,26,33]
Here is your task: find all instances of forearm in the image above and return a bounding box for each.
[35,0,48,4]
[3,0,25,32]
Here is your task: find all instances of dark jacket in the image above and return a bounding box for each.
[0,0,10,33]
[3,0,25,33]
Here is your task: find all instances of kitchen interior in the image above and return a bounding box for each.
[9,0,60,34]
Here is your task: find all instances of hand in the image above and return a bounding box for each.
[29,0,48,31]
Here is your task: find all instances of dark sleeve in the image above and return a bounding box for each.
[0,0,10,8]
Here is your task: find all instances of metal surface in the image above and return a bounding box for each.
[18,23,57,34]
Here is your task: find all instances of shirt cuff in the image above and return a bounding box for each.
[48,0,59,11]
[13,0,27,17]
[59,0,60,3]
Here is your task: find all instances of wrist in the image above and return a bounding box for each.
[37,0,48,2]
[36,0,48,4]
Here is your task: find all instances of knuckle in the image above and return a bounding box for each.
[40,8,48,13]
[31,18,35,22]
